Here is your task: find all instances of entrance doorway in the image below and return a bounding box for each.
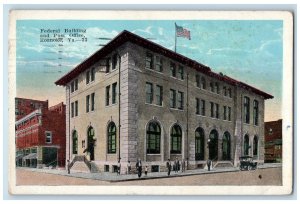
[87,126,95,161]
[209,129,218,160]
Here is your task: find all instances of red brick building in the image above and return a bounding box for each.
[15,99,66,168]
[264,119,282,163]
[15,97,49,121]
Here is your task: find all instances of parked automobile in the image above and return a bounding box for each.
[239,156,257,171]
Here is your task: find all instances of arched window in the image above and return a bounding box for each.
[244,134,249,156]
[253,135,258,157]
[209,129,218,160]
[170,124,182,154]
[146,121,161,154]
[107,122,116,154]
[222,132,231,160]
[195,127,205,160]
[72,130,78,154]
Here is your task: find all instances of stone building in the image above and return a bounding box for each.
[264,119,282,163]
[55,30,273,173]
[15,99,66,168]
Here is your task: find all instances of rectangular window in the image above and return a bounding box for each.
[112,54,118,70]
[210,82,214,92]
[201,100,205,116]
[228,107,231,121]
[223,106,227,120]
[223,87,227,96]
[155,56,163,72]
[215,83,220,94]
[112,82,117,104]
[178,91,184,110]
[45,131,52,144]
[196,98,200,114]
[75,101,78,116]
[170,89,176,108]
[146,82,153,104]
[146,52,154,69]
[106,58,111,73]
[215,103,219,119]
[91,93,95,111]
[210,102,214,117]
[75,79,78,91]
[178,66,184,80]
[244,96,250,123]
[156,85,163,106]
[86,95,90,112]
[91,67,95,82]
[86,70,90,84]
[253,100,259,125]
[106,85,110,106]
[71,102,74,118]
[228,88,232,98]
[71,81,75,93]
[170,62,176,77]
[196,75,200,87]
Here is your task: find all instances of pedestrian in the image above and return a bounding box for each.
[145,165,148,176]
[117,160,121,175]
[207,159,212,171]
[136,158,142,178]
[181,158,185,172]
[175,157,179,173]
[67,160,70,174]
[127,161,131,174]
[166,159,171,176]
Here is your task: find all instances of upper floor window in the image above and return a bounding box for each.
[75,101,78,116]
[112,82,117,105]
[178,91,184,110]
[71,79,78,93]
[86,70,90,84]
[106,58,111,73]
[228,88,232,98]
[86,95,90,112]
[45,131,52,144]
[196,75,200,88]
[91,67,95,82]
[156,85,163,106]
[178,66,184,80]
[210,82,214,92]
[253,100,259,125]
[71,102,74,118]
[155,56,163,72]
[145,52,154,70]
[215,83,220,94]
[91,93,95,111]
[112,54,118,70]
[223,86,227,96]
[215,103,219,119]
[146,82,153,104]
[223,106,227,120]
[201,77,206,89]
[170,62,176,77]
[200,100,205,116]
[210,102,214,117]
[106,85,110,106]
[196,98,200,114]
[170,89,176,108]
[244,96,250,124]
[228,107,231,121]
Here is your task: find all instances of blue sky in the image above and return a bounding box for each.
[16,20,283,121]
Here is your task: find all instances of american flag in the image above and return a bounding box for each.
[175,23,191,40]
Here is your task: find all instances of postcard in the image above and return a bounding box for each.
[8,10,293,195]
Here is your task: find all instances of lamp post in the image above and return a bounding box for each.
[207,138,211,160]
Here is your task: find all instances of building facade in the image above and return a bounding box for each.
[15,99,66,168]
[55,30,273,173]
[15,97,49,121]
[264,119,282,163]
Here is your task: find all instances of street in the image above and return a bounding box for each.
[16,167,282,186]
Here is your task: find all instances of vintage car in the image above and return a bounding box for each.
[239,156,258,171]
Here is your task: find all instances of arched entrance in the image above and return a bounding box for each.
[87,126,95,161]
[222,132,231,160]
[195,127,205,160]
[209,129,218,160]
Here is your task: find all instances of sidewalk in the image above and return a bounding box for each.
[17,163,282,182]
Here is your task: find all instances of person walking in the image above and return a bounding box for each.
[181,158,185,173]
[67,160,70,174]
[117,160,121,175]
[127,161,131,174]
[136,158,142,178]
[166,159,171,176]
[207,159,212,171]
[145,166,148,176]
[175,157,179,173]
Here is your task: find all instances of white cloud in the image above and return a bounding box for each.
[132,26,153,35]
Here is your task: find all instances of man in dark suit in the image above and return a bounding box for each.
[136,158,142,178]
[166,159,171,176]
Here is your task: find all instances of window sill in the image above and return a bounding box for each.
[106,103,118,108]
[145,67,164,75]
[146,154,161,156]
[145,103,163,108]
[169,108,184,111]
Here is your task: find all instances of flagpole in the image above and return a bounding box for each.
[175,23,177,53]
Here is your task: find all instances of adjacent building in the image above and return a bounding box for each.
[15,97,49,121]
[55,30,273,173]
[264,119,282,163]
[15,98,66,168]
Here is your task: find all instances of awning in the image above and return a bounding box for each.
[22,153,37,160]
